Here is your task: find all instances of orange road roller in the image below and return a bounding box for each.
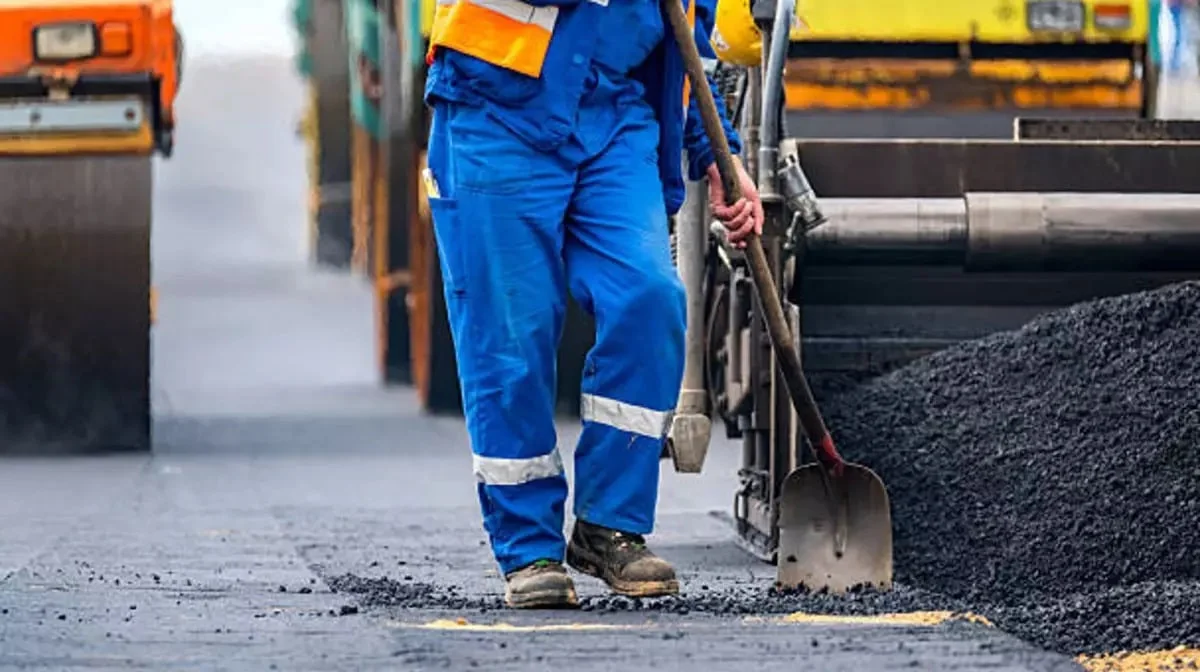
[0,0,181,453]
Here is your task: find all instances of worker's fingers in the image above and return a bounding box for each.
[730,217,755,241]
[710,190,759,249]
[729,228,754,248]
[711,198,745,221]
[722,212,753,243]
[731,200,753,227]
[714,198,751,224]
[725,214,756,246]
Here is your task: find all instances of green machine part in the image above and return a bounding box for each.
[345,0,384,140]
[291,0,314,77]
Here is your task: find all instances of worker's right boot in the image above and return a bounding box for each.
[566,520,680,597]
[504,559,578,609]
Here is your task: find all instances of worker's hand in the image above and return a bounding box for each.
[707,156,764,249]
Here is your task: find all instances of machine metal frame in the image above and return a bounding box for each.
[681,1,1200,563]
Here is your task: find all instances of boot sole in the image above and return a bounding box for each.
[566,546,680,598]
[505,586,579,609]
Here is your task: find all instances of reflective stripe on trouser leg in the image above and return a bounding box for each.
[427,101,574,574]
[565,101,687,535]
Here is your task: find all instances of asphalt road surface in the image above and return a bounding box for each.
[5,58,1199,672]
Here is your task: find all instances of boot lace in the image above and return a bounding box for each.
[612,531,648,555]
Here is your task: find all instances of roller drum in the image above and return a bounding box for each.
[805,198,966,265]
[804,194,1200,272]
[0,155,152,452]
[966,193,1200,272]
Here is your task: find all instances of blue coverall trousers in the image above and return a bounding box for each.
[424,100,688,575]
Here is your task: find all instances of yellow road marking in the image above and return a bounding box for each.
[397,611,998,632]
[392,618,643,632]
[1078,647,1200,671]
[750,611,993,627]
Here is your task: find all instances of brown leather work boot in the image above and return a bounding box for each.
[504,559,578,609]
[566,520,679,597]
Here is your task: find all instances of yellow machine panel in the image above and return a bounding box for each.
[792,0,1148,43]
[713,0,1154,120]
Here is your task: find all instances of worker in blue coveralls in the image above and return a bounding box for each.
[421,0,764,608]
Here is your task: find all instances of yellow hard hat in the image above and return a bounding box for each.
[711,0,762,66]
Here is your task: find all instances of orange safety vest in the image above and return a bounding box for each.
[681,0,696,111]
[427,0,697,100]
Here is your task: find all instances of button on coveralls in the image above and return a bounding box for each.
[424,0,741,575]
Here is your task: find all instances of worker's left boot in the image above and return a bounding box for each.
[504,559,578,609]
[566,520,679,597]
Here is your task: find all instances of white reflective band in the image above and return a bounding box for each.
[436,0,558,31]
[701,57,718,76]
[474,449,564,486]
[580,393,673,439]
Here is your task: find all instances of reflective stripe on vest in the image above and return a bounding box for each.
[427,0,559,78]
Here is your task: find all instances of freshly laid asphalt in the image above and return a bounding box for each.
[3,56,1198,671]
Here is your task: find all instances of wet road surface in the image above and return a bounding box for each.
[11,57,1200,671]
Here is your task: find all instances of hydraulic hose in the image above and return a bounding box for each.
[760,0,793,160]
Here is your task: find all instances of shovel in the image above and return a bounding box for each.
[661,0,893,594]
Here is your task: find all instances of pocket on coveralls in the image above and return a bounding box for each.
[448,108,534,196]
[427,196,469,296]
[451,53,542,107]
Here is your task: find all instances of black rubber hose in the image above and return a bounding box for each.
[760,0,794,154]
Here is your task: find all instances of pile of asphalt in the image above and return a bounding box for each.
[816,280,1200,654]
[982,581,1200,654]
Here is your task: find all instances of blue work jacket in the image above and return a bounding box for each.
[424,0,743,215]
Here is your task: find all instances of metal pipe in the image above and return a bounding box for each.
[967,193,1200,271]
[738,68,761,475]
[743,66,762,181]
[678,180,708,394]
[805,198,967,265]
[667,175,714,474]
[801,193,1200,271]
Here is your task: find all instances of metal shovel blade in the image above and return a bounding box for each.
[776,463,894,594]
